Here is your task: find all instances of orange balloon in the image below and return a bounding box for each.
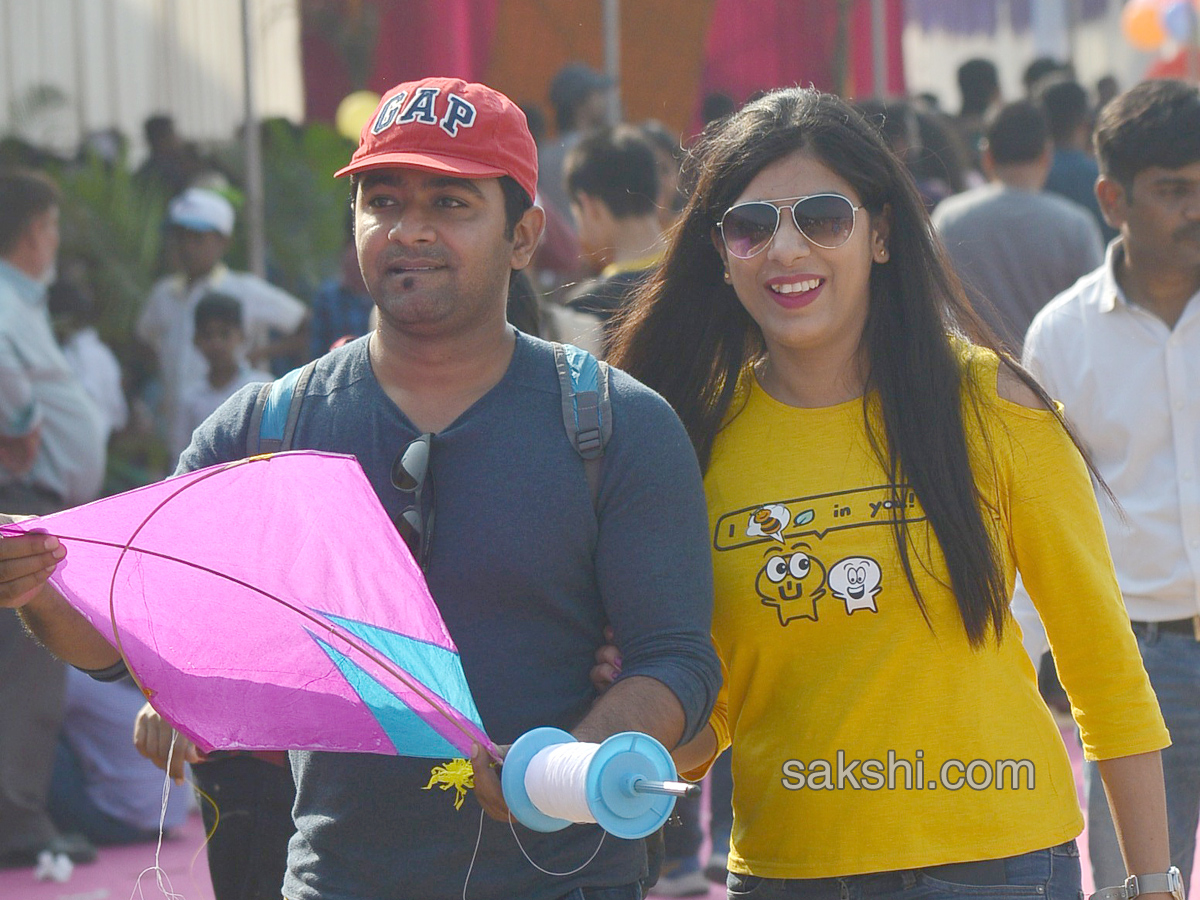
[1122,0,1167,51]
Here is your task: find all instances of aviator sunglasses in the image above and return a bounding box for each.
[717,192,864,259]
[391,432,435,570]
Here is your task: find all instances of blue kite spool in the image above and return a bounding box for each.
[584,730,678,839]
[501,727,680,840]
[502,726,575,833]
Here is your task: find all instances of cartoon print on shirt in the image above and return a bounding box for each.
[715,486,920,553]
[747,504,790,542]
[745,505,816,544]
[755,540,827,625]
[718,488,920,628]
[828,556,883,614]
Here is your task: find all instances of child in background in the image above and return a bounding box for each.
[47,280,128,442]
[175,293,271,456]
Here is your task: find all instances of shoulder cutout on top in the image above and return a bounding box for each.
[995,360,1051,411]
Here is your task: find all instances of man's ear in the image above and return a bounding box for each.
[1095,176,1127,231]
[574,192,617,239]
[980,146,996,182]
[573,192,600,225]
[510,204,546,271]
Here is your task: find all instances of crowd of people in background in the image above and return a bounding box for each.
[0,50,1196,900]
[0,54,1133,490]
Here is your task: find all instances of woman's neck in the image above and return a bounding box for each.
[757,342,867,409]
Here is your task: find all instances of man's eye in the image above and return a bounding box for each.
[1159,184,1193,201]
[435,196,468,208]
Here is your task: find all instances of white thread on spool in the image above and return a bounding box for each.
[524,742,600,823]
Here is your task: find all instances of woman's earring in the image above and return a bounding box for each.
[876,247,889,263]
[723,269,732,283]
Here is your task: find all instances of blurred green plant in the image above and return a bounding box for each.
[214,118,355,297]
[261,119,356,296]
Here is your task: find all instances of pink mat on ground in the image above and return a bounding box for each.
[0,808,215,900]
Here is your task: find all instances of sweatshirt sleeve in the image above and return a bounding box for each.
[679,656,731,782]
[592,372,722,746]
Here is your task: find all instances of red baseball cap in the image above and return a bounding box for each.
[334,77,538,203]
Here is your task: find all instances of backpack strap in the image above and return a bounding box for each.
[246,360,318,456]
[552,342,612,507]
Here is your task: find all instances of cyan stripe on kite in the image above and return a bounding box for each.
[319,612,486,731]
[312,634,462,759]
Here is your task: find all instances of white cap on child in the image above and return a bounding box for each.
[168,188,235,237]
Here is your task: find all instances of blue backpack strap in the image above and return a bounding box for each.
[552,342,612,507]
[246,360,317,456]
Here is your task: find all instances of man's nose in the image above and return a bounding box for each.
[388,212,436,244]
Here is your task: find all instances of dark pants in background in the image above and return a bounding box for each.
[0,483,69,863]
[192,754,296,900]
[0,610,67,860]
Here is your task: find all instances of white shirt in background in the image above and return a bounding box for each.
[0,260,106,505]
[61,326,128,439]
[137,264,305,460]
[1013,240,1200,647]
[175,361,273,459]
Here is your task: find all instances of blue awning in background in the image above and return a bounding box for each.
[906,0,1110,35]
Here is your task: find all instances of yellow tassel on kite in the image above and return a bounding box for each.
[424,758,475,810]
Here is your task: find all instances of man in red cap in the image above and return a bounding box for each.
[0,78,719,900]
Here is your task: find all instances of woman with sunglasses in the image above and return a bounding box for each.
[607,87,1173,900]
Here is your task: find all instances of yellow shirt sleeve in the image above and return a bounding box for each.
[680,656,731,781]
[989,369,1169,761]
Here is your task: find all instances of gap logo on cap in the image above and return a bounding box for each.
[371,87,477,139]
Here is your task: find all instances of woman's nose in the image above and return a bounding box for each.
[766,205,812,262]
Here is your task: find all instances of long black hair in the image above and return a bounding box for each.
[610,87,1062,648]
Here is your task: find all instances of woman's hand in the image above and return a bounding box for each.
[590,626,622,695]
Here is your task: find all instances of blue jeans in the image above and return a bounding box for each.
[664,788,704,860]
[1086,623,1200,893]
[710,748,734,857]
[556,884,642,899]
[726,841,1082,900]
[46,738,160,846]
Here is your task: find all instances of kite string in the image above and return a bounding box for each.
[525,743,600,823]
[462,808,485,900]
[509,817,605,878]
[129,732,184,900]
[460,807,606,900]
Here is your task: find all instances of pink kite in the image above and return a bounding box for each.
[1,451,497,761]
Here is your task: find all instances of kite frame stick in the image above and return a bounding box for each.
[66,454,500,760]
